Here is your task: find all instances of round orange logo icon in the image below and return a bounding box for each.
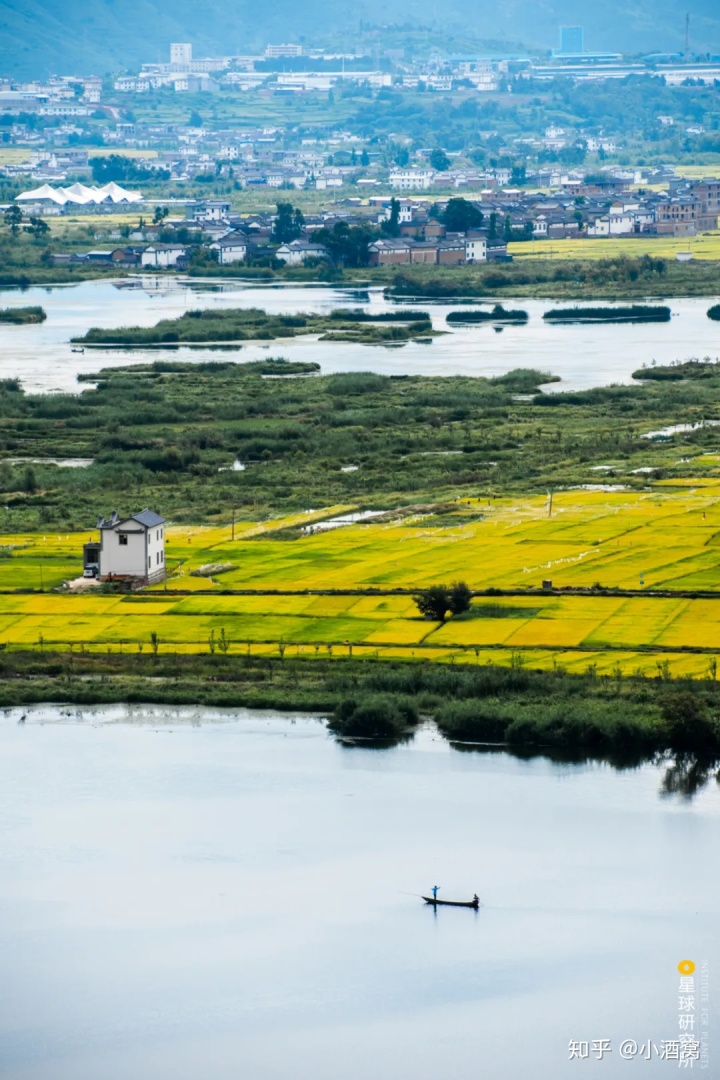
[678,960,695,976]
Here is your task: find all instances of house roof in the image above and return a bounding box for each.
[211,233,248,247]
[131,509,166,528]
[99,508,165,530]
[276,240,328,252]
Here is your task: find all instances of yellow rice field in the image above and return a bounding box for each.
[509,232,720,261]
[4,484,720,672]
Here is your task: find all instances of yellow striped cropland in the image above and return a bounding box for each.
[509,233,720,261]
[3,482,720,674]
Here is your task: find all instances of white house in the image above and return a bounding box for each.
[195,200,231,222]
[210,232,248,264]
[464,236,488,263]
[140,244,187,268]
[389,170,434,191]
[586,203,653,237]
[275,240,329,265]
[90,509,166,584]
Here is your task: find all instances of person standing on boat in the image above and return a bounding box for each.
[432,885,440,901]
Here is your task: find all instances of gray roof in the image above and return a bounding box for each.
[211,233,248,247]
[99,508,165,530]
[132,509,166,528]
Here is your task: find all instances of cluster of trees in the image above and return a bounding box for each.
[439,197,484,232]
[312,221,378,267]
[415,581,472,622]
[3,205,49,240]
[91,155,170,184]
[271,202,305,244]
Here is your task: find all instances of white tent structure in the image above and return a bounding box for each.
[15,183,143,208]
[63,182,99,204]
[15,183,68,206]
[98,182,143,204]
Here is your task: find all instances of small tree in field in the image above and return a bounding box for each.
[448,580,472,615]
[415,585,451,623]
[415,581,472,622]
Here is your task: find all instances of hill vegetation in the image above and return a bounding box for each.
[1,0,719,77]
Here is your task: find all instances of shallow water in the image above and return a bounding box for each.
[0,706,716,1079]
[1,277,719,393]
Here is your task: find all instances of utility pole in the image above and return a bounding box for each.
[231,505,235,541]
[548,490,554,518]
[685,13,690,60]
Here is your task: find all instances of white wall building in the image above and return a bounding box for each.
[140,244,187,267]
[586,203,654,237]
[95,510,166,584]
[464,237,488,262]
[275,240,329,265]
[586,137,617,153]
[389,170,434,191]
[265,44,303,58]
[170,43,192,65]
[210,232,248,264]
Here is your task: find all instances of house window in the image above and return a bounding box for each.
[148,556,151,569]
[119,535,128,546]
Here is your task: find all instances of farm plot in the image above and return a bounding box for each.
[4,484,720,671]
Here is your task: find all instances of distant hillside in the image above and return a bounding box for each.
[1,0,719,77]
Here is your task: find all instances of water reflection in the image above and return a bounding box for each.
[658,752,720,800]
[333,727,720,800]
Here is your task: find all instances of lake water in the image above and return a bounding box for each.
[0,706,716,1079]
[1,277,719,393]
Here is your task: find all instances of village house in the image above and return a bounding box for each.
[692,180,720,231]
[436,238,466,265]
[193,199,231,222]
[388,170,434,191]
[275,240,329,265]
[367,238,413,265]
[408,241,439,264]
[464,235,488,263]
[83,509,166,584]
[140,243,188,268]
[586,203,654,237]
[655,197,699,237]
[209,231,248,264]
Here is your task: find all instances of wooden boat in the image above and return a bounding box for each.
[422,896,479,909]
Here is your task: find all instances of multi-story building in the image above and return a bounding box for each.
[691,180,720,231]
[84,509,166,584]
[558,26,584,54]
[464,235,488,263]
[389,170,434,191]
[265,44,303,58]
[170,43,192,65]
[655,197,699,236]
